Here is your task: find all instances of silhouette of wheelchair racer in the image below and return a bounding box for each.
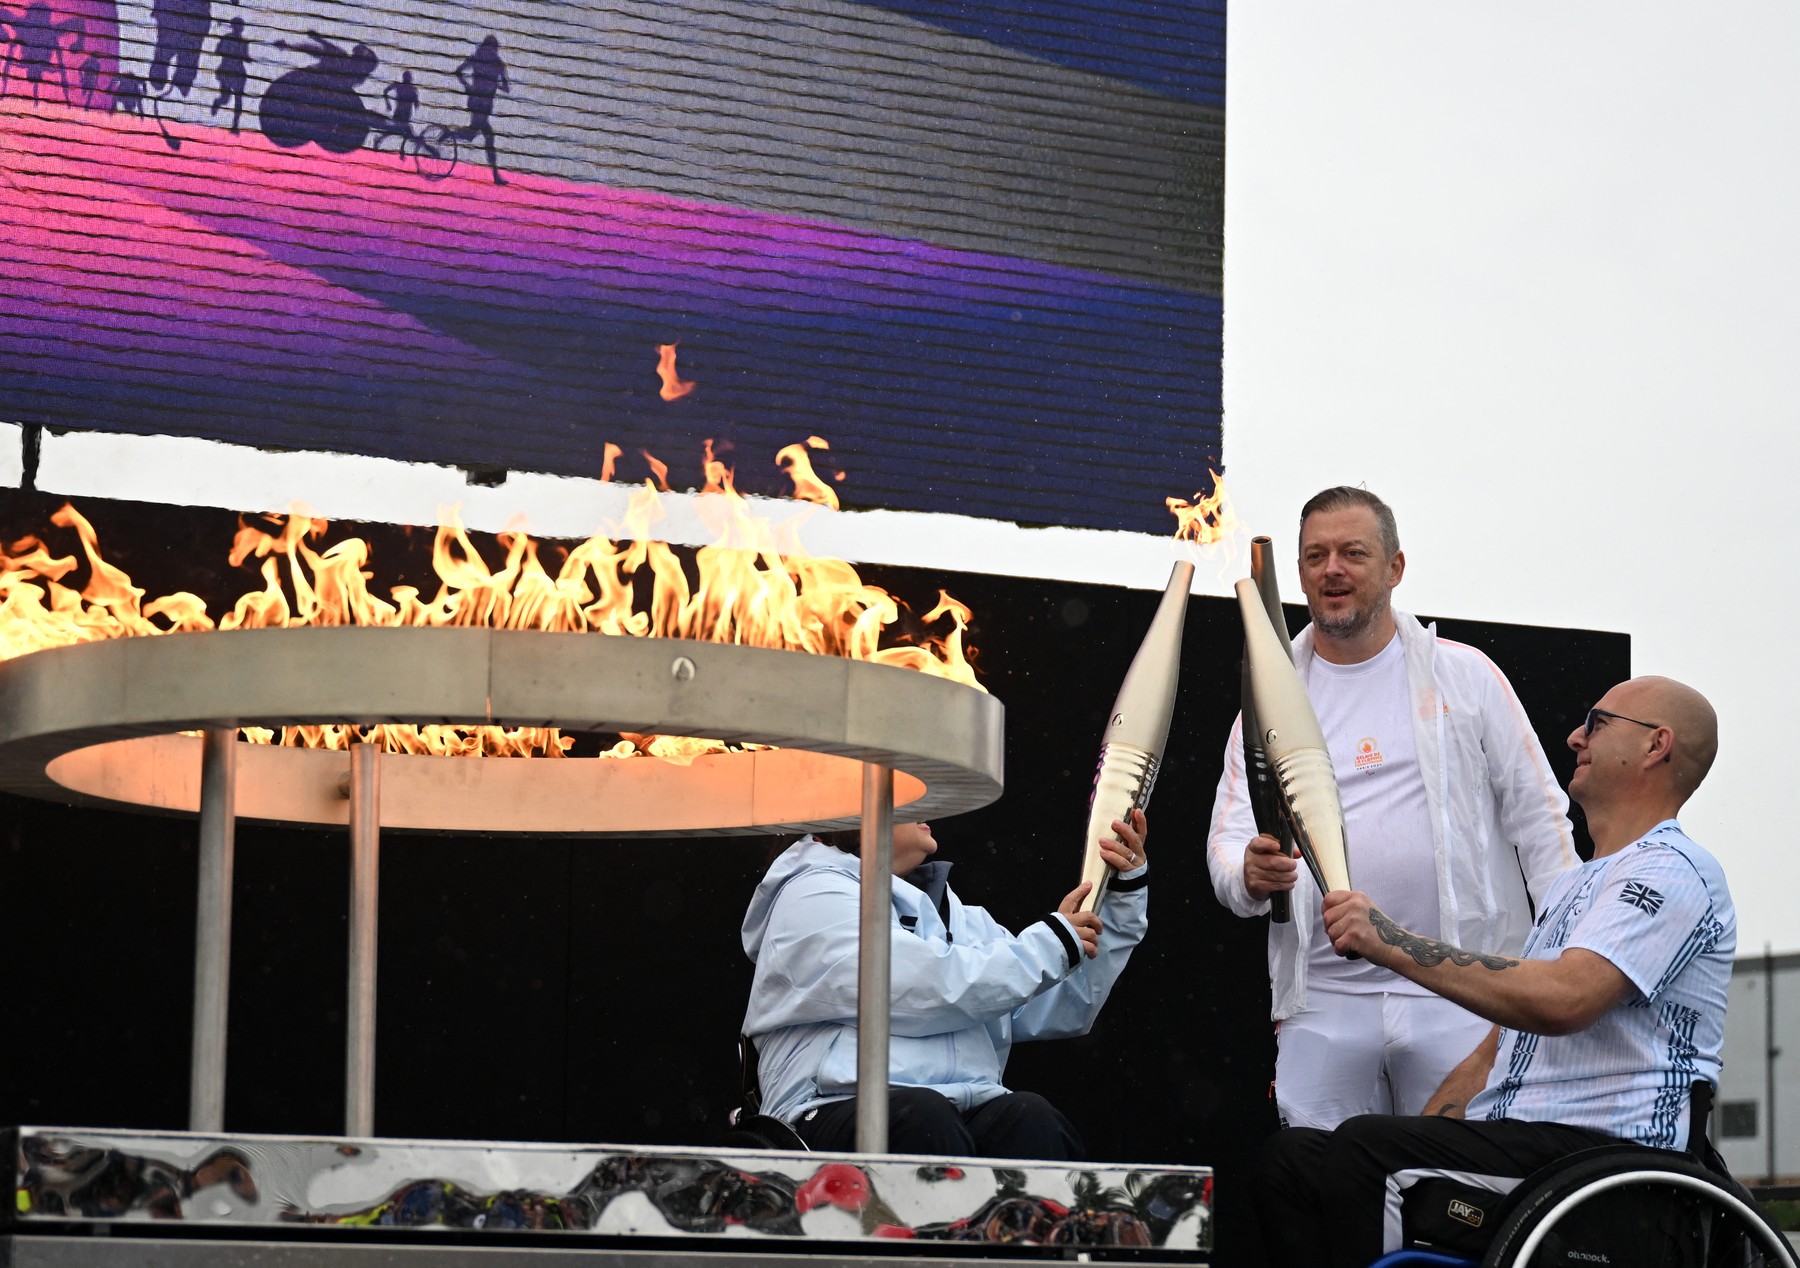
[259,30,380,153]
[259,32,459,178]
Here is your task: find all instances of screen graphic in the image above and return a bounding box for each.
[0,0,1224,533]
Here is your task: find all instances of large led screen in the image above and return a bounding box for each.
[1,0,1224,533]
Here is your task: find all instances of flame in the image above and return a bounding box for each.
[700,438,732,496]
[599,443,622,483]
[0,442,984,759]
[617,730,767,767]
[655,343,696,401]
[1166,470,1237,544]
[640,449,670,492]
[0,504,218,660]
[777,436,841,510]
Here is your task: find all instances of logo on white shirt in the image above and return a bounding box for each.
[1353,736,1384,771]
[1620,881,1665,916]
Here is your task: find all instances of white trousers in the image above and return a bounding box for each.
[1273,989,1492,1130]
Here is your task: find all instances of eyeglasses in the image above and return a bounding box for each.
[1584,707,1660,738]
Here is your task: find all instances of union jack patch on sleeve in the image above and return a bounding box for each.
[1620,881,1665,915]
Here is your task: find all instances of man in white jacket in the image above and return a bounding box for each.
[1207,486,1576,1129]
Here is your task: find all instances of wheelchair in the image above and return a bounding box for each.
[1374,1086,1796,1268]
[720,1033,809,1152]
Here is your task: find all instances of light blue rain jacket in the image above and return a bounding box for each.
[740,836,1149,1126]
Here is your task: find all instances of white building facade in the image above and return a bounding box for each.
[1718,952,1800,1184]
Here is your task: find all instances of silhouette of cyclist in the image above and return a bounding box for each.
[451,34,507,184]
[369,67,417,153]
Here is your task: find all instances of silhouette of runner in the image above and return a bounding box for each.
[259,30,378,152]
[147,0,208,94]
[369,68,416,153]
[451,34,507,184]
[209,15,247,131]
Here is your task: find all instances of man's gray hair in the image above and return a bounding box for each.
[1299,486,1401,560]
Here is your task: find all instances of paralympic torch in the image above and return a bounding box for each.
[1075,561,1193,914]
[1236,577,1352,899]
[1243,536,1299,923]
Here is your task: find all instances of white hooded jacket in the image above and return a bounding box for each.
[741,836,1148,1126]
[1206,610,1577,1021]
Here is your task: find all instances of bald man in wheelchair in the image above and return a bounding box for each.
[1255,676,1734,1268]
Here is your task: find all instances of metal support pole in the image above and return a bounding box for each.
[345,743,381,1138]
[1766,943,1778,1185]
[189,727,237,1133]
[855,763,894,1154]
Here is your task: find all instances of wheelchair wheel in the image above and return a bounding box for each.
[1479,1151,1796,1268]
[720,1113,809,1152]
[411,124,460,181]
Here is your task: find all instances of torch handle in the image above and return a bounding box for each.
[1280,806,1359,961]
[1246,537,1297,921]
[1241,660,1292,923]
[1246,740,1294,924]
[1076,742,1156,915]
[1273,781,1361,960]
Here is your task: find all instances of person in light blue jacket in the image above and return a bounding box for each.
[740,813,1149,1159]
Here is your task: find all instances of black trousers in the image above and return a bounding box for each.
[792,1086,1086,1161]
[1255,1114,1626,1268]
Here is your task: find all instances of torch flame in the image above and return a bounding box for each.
[1166,470,1236,545]
[0,441,984,759]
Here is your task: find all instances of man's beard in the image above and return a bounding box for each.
[1311,594,1388,641]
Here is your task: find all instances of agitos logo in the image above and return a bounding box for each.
[1354,737,1384,771]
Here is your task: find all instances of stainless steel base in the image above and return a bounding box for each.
[0,1235,1211,1266]
[5,1127,1212,1261]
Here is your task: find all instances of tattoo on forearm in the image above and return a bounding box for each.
[1369,909,1520,971]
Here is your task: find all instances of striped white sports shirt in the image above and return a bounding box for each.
[1465,820,1735,1150]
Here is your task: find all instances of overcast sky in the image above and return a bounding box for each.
[1222,1,1800,954]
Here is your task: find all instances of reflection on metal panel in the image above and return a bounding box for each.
[7,1127,1211,1253]
[1,1234,1208,1266]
